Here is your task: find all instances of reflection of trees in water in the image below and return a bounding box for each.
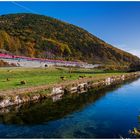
[129,116,140,138]
[0,78,138,125]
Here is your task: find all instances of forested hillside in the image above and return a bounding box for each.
[0,13,139,65]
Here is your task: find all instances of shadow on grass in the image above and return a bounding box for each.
[71,70,125,74]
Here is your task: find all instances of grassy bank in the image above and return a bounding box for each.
[0,67,125,91]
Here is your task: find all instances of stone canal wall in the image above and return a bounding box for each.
[51,73,140,95]
[0,72,140,109]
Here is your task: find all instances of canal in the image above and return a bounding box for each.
[0,78,140,138]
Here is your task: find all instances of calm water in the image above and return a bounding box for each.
[0,78,140,138]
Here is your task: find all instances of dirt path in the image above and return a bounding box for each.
[0,76,109,96]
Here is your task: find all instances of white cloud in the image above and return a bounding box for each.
[113,44,140,58]
[128,49,140,58]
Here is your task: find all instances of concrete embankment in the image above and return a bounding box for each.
[0,72,140,109]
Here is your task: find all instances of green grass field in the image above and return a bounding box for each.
[0,67,125,91]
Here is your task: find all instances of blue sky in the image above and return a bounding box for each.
[0,1,140,57]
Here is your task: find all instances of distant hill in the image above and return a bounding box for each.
[0,13,139,65]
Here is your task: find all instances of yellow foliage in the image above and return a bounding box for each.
[26,42,35,57]
[47,38,71,54]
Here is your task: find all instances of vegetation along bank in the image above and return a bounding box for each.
[0,70,140,109]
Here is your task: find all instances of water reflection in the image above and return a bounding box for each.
[0,78,137,125]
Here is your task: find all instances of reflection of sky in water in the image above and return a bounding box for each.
[0,78,140,138]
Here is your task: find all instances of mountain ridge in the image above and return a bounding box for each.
[0,13,139,65]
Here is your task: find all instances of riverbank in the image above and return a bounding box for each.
[0,67,120,91]
[0,68,140,108]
